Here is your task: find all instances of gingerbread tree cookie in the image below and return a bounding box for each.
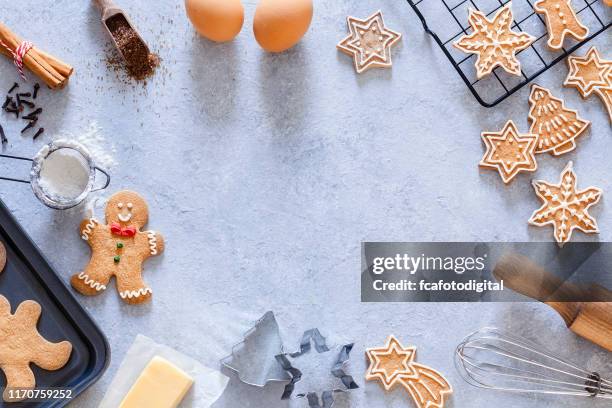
[480,120,538,183]
[454,4,535,79]
[528,84,590,156]
[71,190,165,304]
[337,11,402,74]
[0,295,72,402]
[529,162,602,246]
[534,0,588,50]
[366,335,452,408]
[564,47,612,123]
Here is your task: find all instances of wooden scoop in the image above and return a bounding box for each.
[92,0,150,62]
[494,253,612,351]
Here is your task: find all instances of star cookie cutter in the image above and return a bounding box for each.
[479,120,538,184]
[366,335,453,408]
[337,10,402,74]
[221,311,291,387]
[275,329,359,408]
[453,3,535,79]
[529,161,602,246]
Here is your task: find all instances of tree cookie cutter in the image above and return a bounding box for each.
[221,311,291,387]
[0,140,110,210]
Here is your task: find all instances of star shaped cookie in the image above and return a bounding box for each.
[366,335,418,390]
[337,11,402,74]
[529,162,602,246]
[564,47,612,122]
[480,120,538,183]
[454,4,535,79]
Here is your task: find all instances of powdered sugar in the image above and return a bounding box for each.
[38,148,90,200]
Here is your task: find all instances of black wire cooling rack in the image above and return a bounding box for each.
[406,0,611,107]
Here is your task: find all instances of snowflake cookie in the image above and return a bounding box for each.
[454,4,535,79]
[529,162,602,246]
[71,190,165,304]
[0,295,72,402]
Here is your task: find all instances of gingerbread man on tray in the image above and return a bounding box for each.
[71,190,165,304]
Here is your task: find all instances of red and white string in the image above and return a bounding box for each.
[0,39,33,80]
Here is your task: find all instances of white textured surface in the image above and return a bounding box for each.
[0,0,611,407]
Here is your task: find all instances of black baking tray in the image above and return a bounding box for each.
[0,198,109,408]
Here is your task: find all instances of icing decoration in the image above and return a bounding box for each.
[81,218,98,241]
[147,231,158,255]
[111,222,137,237]
[120,287,153,300]
[77,271,107,291]
[114,256,121,263]
[453,4,536,79]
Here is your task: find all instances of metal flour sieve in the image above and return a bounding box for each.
[0,140,110,209]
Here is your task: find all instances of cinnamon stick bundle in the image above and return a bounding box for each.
[0,22,73,89]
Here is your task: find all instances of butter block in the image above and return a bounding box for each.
[119,356,194,408]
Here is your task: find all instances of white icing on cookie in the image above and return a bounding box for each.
[120,287,152,299]
[81,218,99,241]
[118,213,132,222]
[77,272,106,291]
[147,231,158,255]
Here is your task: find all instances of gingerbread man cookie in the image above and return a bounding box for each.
[0,295,72,402]
[534,0,589,50]
[71,191,165,304]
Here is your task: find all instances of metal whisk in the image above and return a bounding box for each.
[455,327,612,399]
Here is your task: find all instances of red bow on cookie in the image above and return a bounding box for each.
[111,222,136,237]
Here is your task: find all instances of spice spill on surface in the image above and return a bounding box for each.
[105,14,159,81]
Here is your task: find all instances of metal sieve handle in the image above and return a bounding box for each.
[91,166,111,192]
[0,154,33,184]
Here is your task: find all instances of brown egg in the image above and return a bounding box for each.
[253,0,313,52]
[185,0,244,43]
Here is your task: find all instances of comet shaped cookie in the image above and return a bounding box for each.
[71,190,165,304]
[366,335,453,408]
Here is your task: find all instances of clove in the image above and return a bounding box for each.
[33,127,44,140]
[32,83,40,99]
[21,119,37,133]
[19,99,35,109]
[8,83,18,94]
[0,124,6,144]
[2,96,12,109]
[23,108,42,120]
[17,92,31,98]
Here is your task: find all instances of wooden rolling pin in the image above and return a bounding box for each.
[493,253,612,351]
